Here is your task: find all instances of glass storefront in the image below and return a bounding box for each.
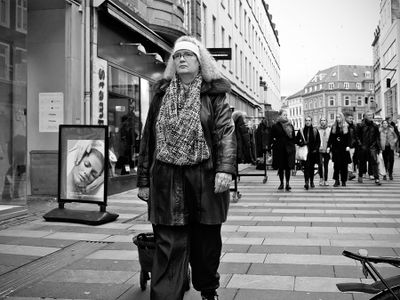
[0,0,27,203]
[107,65,150,178]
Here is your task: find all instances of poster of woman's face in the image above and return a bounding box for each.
[59,126,108,204]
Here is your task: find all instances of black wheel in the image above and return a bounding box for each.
[140,270,148,291]
[371,285,400,300]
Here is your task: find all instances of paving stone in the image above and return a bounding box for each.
[9,281,133,300]
[222,244,250,253]
[248,245,321,255]
[68,259,140,272]
[234,289,353,300]
[226,274,294,290]
[248,263,335,277]
[218,262,250,274]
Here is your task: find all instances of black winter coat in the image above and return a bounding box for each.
[327,127,351,163]
[137,78,237,225]
[356,120,381,152]
[271,122,296,170]
[233,115,252,164]
[296,126,321,164]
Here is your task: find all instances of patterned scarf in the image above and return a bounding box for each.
[155,73,210,165]
[277,117,293,138]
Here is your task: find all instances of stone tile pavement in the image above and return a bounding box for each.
[0,160,400,299]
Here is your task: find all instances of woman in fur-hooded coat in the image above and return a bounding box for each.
[137,35,236,300]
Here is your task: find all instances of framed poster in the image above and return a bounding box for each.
[58,125,109,205]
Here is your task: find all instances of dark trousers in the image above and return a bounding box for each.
[333,159,348,183]
[303,154,316,184]
[358,148,379,179]
[151,223,222,300]
[382,145,394,176]
[318,153,330,181]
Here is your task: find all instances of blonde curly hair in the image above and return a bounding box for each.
[163,35,222,82]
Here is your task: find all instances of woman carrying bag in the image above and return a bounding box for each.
[296,116,321,190]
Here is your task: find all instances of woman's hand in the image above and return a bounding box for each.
[346,147,350,152]
[85,173,104,193]
[214,172,232,193]
[138,187,149,201]
[326,147,330,153]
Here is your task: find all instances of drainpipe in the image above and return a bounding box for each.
[83,0,91,124]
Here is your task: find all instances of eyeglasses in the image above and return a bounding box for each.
[172,51,196,61]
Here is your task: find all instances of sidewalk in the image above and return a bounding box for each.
[0,160,400,299]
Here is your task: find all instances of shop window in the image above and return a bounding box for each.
[14,47,27,83]
[0,0,10,27]
[108,66,142,177]
[0,42,10,80]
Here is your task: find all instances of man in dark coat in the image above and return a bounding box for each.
[356,111,381,185]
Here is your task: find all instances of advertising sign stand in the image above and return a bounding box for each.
[43,125,118,225]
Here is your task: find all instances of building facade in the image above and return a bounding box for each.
[0,0,281,209]
[198,0,281,120]
[302,65,374,126]
[373,0,400,125]
[285,90,304,130]
[0,0,189,206]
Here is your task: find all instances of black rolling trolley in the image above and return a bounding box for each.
[230,149,270,203]
[133,233,191,291]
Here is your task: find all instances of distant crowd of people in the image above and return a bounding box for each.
[270,109,399,191]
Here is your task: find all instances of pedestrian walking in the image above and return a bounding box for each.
[137,35,236,300]
[232,110,252,166]
[345,112,357,180]
[386,116,400,156]
[327,112,351,187]
[356,111,382,185]
[271,109,296,191]
[380,119,398,180]
[296,116,321,190]
[317,117,331,186]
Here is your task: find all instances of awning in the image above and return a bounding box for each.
[98,0,172,53]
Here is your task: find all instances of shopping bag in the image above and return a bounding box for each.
[377,152,386,176]
[296,145,308,161]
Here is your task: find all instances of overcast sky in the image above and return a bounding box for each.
[266,0,381,97]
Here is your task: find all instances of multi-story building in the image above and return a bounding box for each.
[302,65,374,126]
[0,0,280,214]
[373,0,400,125]
[197,0,281,119]
[0,0,191,209]
[285,90,304,130]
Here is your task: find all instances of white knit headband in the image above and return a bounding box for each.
[173,41,200,60]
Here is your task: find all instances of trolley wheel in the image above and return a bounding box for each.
[140,270,149,291]
[231,191,241,203]
[263,176,268,184]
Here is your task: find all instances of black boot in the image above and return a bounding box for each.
[304,181,309,190]
[278,182,284,190]
[285,182,291,191]
[201,290,219,300]
[333,180,340,187]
